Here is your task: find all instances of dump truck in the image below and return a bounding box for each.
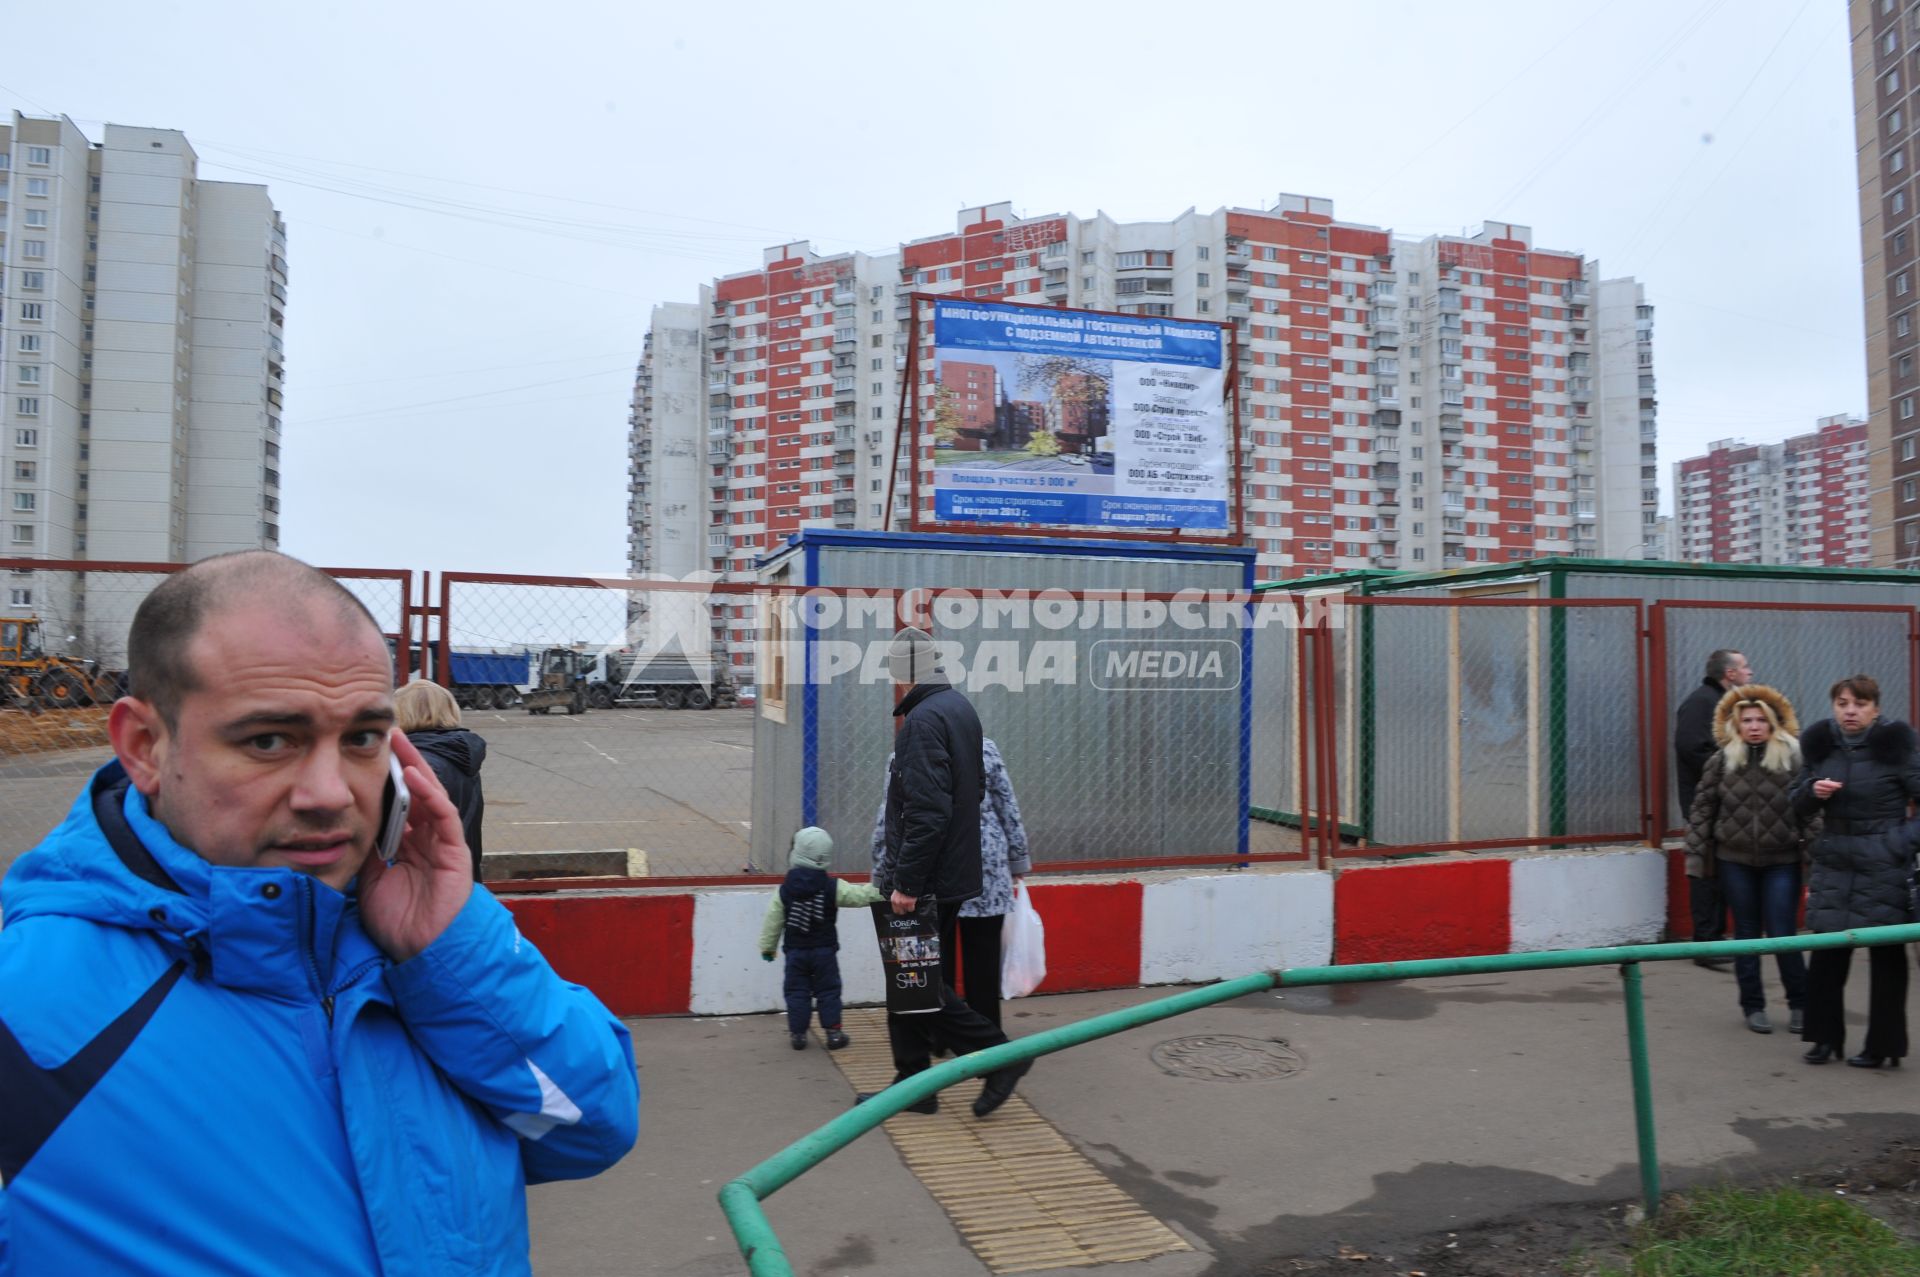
[584,649,737,710]
[521,647,590,716]
[443,649,531,711]
[0,617,126,710]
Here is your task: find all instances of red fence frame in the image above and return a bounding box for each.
[1292,595,1651,864]
[1645,599,1920,838]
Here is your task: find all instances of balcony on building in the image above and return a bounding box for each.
[1224,238,1250,268]
[1373,461,1400,483]
[1374,445,1402,466]
[1570,380,1593,403]
[1575,506,1597,521]
[1438,414,1462,439]
[1377,524,1401,541]
[1374,386,1401,408]
[1370,284,1397,305]
[834,378,856,400]
[1226,294,1250,319]
[833,330,857,352]
[1377,491,1401,513]
[833,498,858,516]
[833,289,856,308]
[1569,282,1592,304]
[1374,551,1401,569]
[1043,270,1069,296]
[1234,323,1252,345]
[1375,409,1402,431]
[1441,490,1466,513]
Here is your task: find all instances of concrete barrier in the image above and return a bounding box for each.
[499,846,1673,1018]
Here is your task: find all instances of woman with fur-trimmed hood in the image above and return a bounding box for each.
[1686,684,1810,1037]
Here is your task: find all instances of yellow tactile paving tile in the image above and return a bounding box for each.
[817,1009,1191,1274]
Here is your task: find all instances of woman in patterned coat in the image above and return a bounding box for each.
[872,737,1031,1027]
[1684,684,1809,1037]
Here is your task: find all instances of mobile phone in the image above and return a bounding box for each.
[377,751,411,863]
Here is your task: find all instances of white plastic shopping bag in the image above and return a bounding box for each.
[1001,881,1047,999]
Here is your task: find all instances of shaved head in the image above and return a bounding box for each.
[129,551,385,728]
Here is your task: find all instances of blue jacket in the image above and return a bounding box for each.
[0,763,639,1275]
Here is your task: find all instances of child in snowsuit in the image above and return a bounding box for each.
[759,827,884,1050]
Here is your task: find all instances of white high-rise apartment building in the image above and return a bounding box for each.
[1,114,286,652]
[629,197,1657,677]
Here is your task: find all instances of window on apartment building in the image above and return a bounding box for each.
[1904,396,1916,419]
[1903,313,1915,337]
[22,209,46,229]
[20,240,45,260]
[1907,480,1918,503]
[1899,150,1909,175]
[16,367,38,386]
[7,588,29,608]
[15,399,38,417]
[11,493,33,513]
[19,272,44,292]
[24,178,47,197]
[24,146,50,166]
[1905,439,1918,461]
[16,335,38,354]
[13,461,33,482]
[9,525,33,546]
[1888,29,1900,54]
[1901,272,1912,297]
[1897,191,1909,215]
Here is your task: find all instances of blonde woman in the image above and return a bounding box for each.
[394,680,488,880]
[1685,685,1810,1036]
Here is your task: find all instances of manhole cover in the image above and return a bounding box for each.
[1150,1035,1304,1082]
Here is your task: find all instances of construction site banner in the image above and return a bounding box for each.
[926,299,1229,532]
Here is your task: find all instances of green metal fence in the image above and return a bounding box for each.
[718,924,1920,1276]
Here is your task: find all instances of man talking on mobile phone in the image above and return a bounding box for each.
[0,551,638,1275]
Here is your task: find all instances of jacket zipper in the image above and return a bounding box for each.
[297,877,330,1023]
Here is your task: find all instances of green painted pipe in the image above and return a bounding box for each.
[1619,963,1660,1217]
[719,923,1920,1275]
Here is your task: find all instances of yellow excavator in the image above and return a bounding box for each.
[0,617,125,709]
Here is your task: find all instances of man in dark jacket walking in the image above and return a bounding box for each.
[869,627,1030,1118]
[1674,648,1752,962]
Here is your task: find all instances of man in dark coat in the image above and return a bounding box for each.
[868,627,1030,1119]
[1674,648,1751,961]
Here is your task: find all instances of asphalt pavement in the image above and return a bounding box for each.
[527,956,1920,1276]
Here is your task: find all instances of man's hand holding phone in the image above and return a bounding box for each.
[360,730,475,964]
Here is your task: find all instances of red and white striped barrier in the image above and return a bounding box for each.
[502,849,1671,1017]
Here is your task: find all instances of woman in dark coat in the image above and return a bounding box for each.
[1790,674,1920,1067]
[394,679,489,881]
[1685,685,1809,1036]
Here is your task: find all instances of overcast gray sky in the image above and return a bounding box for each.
[22,0,1859,574]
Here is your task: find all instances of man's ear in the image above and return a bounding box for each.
[108,698,168,797]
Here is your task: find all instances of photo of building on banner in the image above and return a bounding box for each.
[927,298,1231,532]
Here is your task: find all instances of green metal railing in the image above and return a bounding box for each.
[718,924,1920,1276]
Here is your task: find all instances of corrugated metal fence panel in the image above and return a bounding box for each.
[808,542,1247,870]
[1366,607,1454,844]
[1248,610,1296,820]
[1560,572,1920,606]
[1656,607,1914,826]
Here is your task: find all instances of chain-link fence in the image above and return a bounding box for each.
[1650,600,1919,835]
[8,553,1909,889]
[1255,595,1648,863]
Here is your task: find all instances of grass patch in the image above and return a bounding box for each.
[1582,1184,1920,1276]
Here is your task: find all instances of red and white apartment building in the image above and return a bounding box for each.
[1672,415,1872,567]
[627,195,1659,675]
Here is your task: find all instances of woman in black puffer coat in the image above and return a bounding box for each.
[1790,674,1920,1068]
[394,679,489,881]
